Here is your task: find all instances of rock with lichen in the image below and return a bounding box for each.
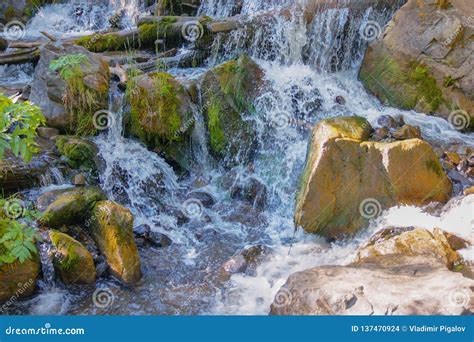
[49,230,96,285]
[201,54,264,165]
[90,201,142,285]
[295,116,452,239]
[359,0,474,131]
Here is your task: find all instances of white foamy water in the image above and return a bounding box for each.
[25,0,144,38]
[11,0,472,316]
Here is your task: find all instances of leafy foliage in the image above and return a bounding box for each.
[0,93,46,163]
[0,197,41,265]
[49,53,89,80]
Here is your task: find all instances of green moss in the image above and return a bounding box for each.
[50,54,109,136]
[409,64,443,112]
[138,17,178,46]
[128,72,183,145]
[50,231,80,271]
[4,6,16,21]
[75,33,130,53]
[203,55,260,161]
[360,50,444,114]
[443,75,456,88]
[208,96,226,154]
[426,159,443,177]
[55,136,96,170]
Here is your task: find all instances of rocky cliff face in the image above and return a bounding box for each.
[360,0,474,131]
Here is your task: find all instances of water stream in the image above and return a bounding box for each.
[4,0,473,315]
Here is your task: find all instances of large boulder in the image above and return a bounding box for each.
[201,55,264,165]
[29,43,109,135]
[49,230,96,285]
[271,227,473,315]
[295,116,452,239]
[270,264,474,315]
[90,201,142,285]
[126,72,194,171]
[40,187,106,229]
[360,0,474,130]
[0,251,40,304]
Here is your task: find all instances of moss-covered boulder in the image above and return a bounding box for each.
[295,116,452,239]
[49,230,95,285]
[126,71,194,170]
[355,227,468,270]
[55,136,98,171]
[0,255,40,304]
[201,55,264,165]
[41,187,106,229]
[29,43,109,135]
[90,201,141,285]
[360,0,474,130]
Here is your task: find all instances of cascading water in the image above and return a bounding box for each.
[8,0,473,315]
[25,0,144,38]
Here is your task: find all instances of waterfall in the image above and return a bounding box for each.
[94,82,181,230]
[11,0,473,315]
[25,0,144,38]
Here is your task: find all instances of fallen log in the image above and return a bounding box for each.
[74,29,139,53]
[0,48,40,65]
[40,31,57,42]
[8,41,44,49]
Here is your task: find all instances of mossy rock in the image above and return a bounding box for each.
[295,117,452,239]
[90,201,141,285]
[126,72,194,170]
[41,187,106,229]
[55,135,98,170]
[29,43,110,136]
[0,253,40,304]
[358,0,474,131]
[360,46,444,114]
[201,54,264,165]
[49,230,95,285]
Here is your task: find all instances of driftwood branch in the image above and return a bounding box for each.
[40,31,57,42]
[0,47,40,65]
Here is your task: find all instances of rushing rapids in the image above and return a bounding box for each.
[1,0,472,315]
